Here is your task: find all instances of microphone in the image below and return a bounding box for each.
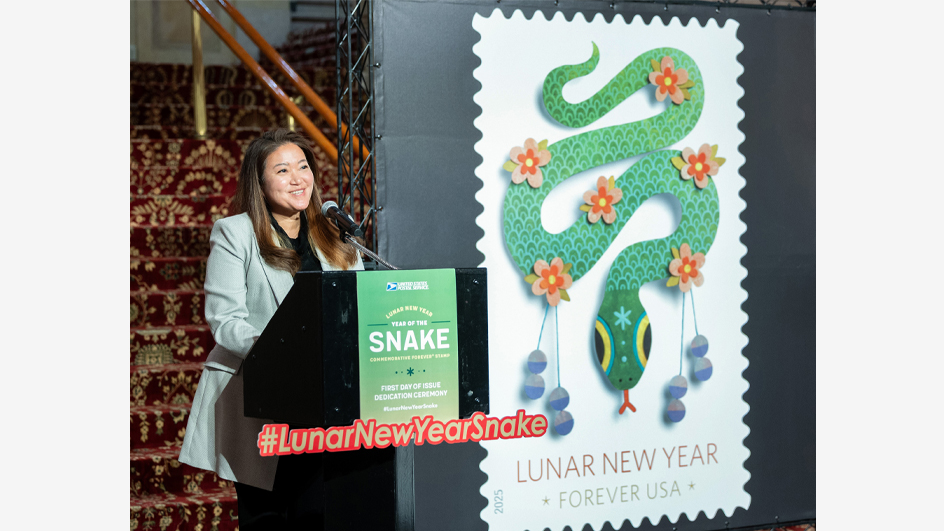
[321,201,363,238]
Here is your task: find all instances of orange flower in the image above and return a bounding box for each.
[581,176,622,224]
[667,243,705,293]
[648,56,689,105]
[681,144,720,189]
[672,144,726,190]
[507,138,551,188]
[529,258,573,306]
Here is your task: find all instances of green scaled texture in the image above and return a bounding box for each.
[502,44,719,397]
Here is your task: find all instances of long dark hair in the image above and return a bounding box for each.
[230,129,357,273]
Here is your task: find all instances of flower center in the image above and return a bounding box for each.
[598,198,607,207]
[683,264,691,274]
[525,158,534,167]
[548,275,556,284]
[695,162,703,172]
[664,77,673,86]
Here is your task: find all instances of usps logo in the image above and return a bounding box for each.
[386,282,398,291]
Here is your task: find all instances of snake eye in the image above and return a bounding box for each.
[594,317,614,375]
[632,313,651,370]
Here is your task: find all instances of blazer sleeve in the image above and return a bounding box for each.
[203,218,261,357]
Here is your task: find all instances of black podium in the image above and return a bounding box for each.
[243,268,489,530]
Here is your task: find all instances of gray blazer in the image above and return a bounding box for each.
[179,212,363,490]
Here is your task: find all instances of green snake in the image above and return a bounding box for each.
[502,44,720,414]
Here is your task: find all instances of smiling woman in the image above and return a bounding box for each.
[231,128,358,274]
[178,129,363,529]
[262,143,315,232]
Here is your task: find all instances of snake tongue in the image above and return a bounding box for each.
[619,389,637,414]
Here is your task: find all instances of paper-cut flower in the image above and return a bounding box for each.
[524,257,573,306]
[503,138,551,188]
[666,243,705,293]
[671,144,726,189]
[579,176,622,224]
[648,56,694,105]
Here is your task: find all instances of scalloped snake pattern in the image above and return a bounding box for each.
[502,45,720,403]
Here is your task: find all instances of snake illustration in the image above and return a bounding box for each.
[502,44,720,414]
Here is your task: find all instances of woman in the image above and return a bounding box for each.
[179,129,362,529]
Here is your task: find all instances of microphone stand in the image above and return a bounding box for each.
[341,230,400,270]
[326,202,399,270]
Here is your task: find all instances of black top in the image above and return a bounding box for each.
[268,210,322,273]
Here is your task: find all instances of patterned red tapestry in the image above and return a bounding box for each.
[130,49,353,529]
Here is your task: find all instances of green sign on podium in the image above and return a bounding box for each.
[356,268,460,424]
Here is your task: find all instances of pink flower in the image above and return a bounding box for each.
[581,176,623,224]
[529,258,573,306]
[666,243,706,293]
[648,56,690,105]
[680,144,721,189]
[507,138,551,188]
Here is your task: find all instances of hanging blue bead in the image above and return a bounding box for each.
[548,387,570,411]
[694,357,713,381]
[554,410,574,435]
[669,375,688,398]
[691,335,709,358]
[527,349,547,374]
[667,399,686,422]
[524,374,545,399]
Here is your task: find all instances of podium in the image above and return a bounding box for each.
[243,268,489,530]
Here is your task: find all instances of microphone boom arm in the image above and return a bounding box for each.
[343,233,400,270]
[322,200,398,269]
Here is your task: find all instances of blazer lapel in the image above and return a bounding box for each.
[257,234,357,304]
[257,239,294,306]
[314,246,335,271]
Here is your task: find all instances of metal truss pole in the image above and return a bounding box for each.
[336,0,377,255]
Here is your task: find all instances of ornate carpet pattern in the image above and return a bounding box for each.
[130,62,330,89]
[131,80,337,107]
[259,25,337,69]
[129,40,342,527]
[130,102,335,137]
[129,124,239,528]
[132,125,280,141]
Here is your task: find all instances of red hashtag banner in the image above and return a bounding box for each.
[258,410,548,456]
